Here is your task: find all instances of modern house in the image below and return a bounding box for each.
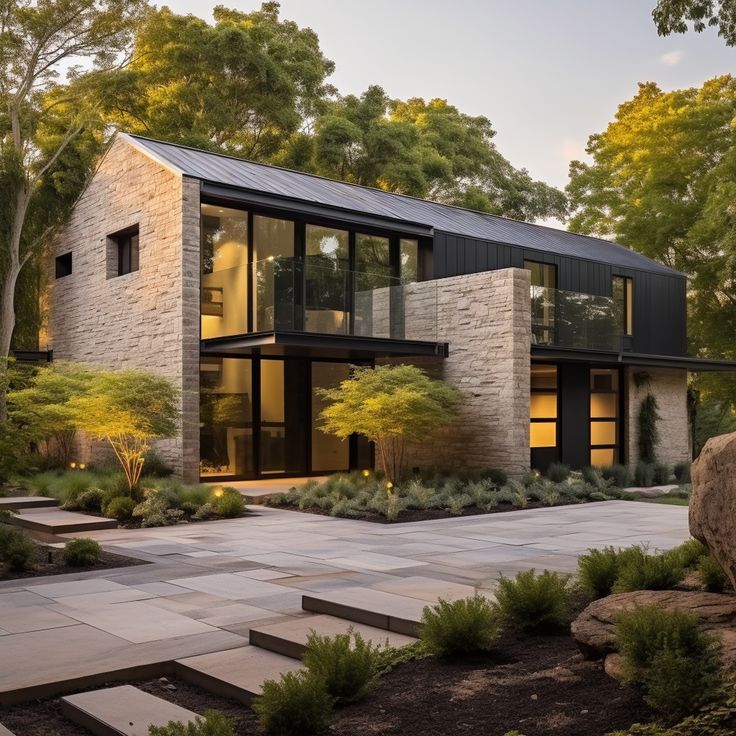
[47,134,735,483]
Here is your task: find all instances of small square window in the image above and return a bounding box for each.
[109,226,139,277]
[55,252,72,279]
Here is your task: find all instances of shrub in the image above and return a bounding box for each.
[63,538,101,566]
[480,468,508,486]
[601,464,630,488]
[420,595,502,656]
[581,465,606,489]
[73,487,106,512]
[104,495,136,521]
[699,555,730,593]
[577,546,629,598]
[613,549,685,592]
[546,462,571,483]
[149,710,234,735]
[0,526,36,570]
[615,605,722,716]
[252,670,334,736]
[303,630,383,704]
[653,463,671,485]
[495,570,571,631]
[211,488,246,518]
[673,461,691,484]
[141,449,174,478]
[669,539,708,569]
[634,462,655,487]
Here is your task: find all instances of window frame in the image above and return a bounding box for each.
[55,252,72,279]
[530,364,560,450]
[589,367,623,466]
[612,275,634,337]
[108,225,140,278]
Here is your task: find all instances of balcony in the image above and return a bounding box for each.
[531,285,623,352]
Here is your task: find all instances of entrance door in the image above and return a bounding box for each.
[311,362,351,473]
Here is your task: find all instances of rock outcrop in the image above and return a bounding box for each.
[690,432,736,589]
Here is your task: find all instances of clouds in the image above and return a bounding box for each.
[659,50,684,66]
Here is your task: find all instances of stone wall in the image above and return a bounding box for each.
[379,267,531,476]
[48,136,201,480]
[625,366,690,468]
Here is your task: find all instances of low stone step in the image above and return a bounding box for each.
[61,685,197,736]
[175,646,302,705]
[249,614,417,660]
[11,507,117,535]
[302,587,428,637]
[0,724,16,735]
[0,496,58,511]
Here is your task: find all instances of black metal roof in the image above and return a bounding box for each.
[124,133,681,277]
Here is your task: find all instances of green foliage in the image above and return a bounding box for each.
[0,525,35,571]
[577,546,645,599]
[638,394,661,464]
[615,605,722,716]
[318,365,460,483]
[252,670,334,736]
[420,595,502,657]
[63,487,106,512]
[104,495,136,521]
[581,465,606,490]
[211,488,246,518]
[149,710,235,736]
[546,462,570,483]
[674,461,692,484]
[700,555,730,593]
[601,464,631,488]
[495,570,571,632]
[612,548,686,593]
[653,463,671,485]
[634,462,656,487]
[63,538,101,567]
[669,539,708,569]
[141,450,174,478]
[303,630,383,704]
[653,0,736,46]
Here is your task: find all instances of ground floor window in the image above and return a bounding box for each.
[589,368,620,466]
[199,356,369,480]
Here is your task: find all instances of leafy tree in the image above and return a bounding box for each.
[653,0,736,46]
[318,364,461,483]
[0,0,148,420]
[68,369,180,491]
[106,2,335,160]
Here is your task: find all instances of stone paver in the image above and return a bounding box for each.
[0,501,688,701]
[0,724,14,736]
[62,685,197,736]
[11,507,116,534]
[0,496,58,511]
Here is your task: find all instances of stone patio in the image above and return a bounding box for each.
[0,501,689,703]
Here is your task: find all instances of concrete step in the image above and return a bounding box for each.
[61,685,197,736]
[0,496,58,511]
[10,507,117,535]
[175,645,302,705]
[302,587,429,637]
[0,724,16,736]
[249,614,417,660]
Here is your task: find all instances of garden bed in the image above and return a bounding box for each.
[0,633,653,736]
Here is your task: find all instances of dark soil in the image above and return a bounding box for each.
[2,632,657,736]
[0,544,146,582]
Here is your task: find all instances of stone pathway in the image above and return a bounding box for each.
[0,501,688,702]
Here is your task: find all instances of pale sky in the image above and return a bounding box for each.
[164,0,733,190]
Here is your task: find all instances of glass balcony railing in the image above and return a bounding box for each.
[531,285,623,352]
[252,257,438,342]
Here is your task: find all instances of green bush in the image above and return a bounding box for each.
[634,462,655,487]
[613,549,685,592]
[0,526,36,571]
[420,595,502,656]
[673,461,691,484]
[148,710,234,735]
[104,495,136,521]
[577,546,633,598]
[141,449,174,478]
[63,538,102,567]
[303,630,382,704]
[699,555,730,593]
[211,488,246,518]
[615,605,722,716]
[581,465,605,489]
[546,462,571,483]
[252,670,334,736]
[69,487,106,512]
[601,464,630,488]
[653,463,671,485]
[479,467,508,486]
[495,570,571,631]
[668,539,708,569]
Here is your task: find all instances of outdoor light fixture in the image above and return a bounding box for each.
[79,463,86,470]
[213,487,225,498]
[69,462,77,469]
[362,469,371,477]
[385,481,394,490]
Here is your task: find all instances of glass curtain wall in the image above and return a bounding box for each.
[305,225,350,334]
[253,216,296,331]
[526,260,556,345]
[612,276,634,337]
[590,368,620,466]
[311,362,351,472]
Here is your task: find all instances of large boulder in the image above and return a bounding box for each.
[691,432,736,589]
[571,590,736,670]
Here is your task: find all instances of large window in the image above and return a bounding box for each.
[305,225,350,334]
[530,365,558,449]
[400,238,419,284]
[311,362,351,472]
[526,260,556,345]
[612,275,633,337]
[590,368,619,466]
[109,226,139,277]
[253,216,296,331]
[201,205,248,338]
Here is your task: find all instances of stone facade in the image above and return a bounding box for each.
[380,268,531,476]
[48,136,200,481]
[625,366,690,468]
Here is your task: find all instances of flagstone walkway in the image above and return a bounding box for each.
[0,501,688,702]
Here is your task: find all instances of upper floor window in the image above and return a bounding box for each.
[55,252,72,279]
[524,260,556,288]
[612,275,633,336]
[400,238,419,284]
[110,226,139,277]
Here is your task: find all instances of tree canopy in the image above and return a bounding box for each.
[653,0,736,46]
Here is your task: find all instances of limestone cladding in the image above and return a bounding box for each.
[379,267,531,475]
[47,137,201,481]
[625,366,690,468]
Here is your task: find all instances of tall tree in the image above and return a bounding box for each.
[653,0,736,46]
[106,2,335,160]
[0,0,148,419]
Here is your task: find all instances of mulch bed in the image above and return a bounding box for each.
[0,544,147,582]
[1,632,656,736]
